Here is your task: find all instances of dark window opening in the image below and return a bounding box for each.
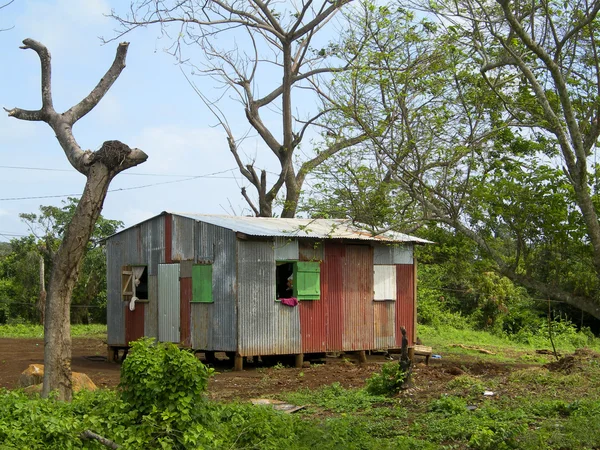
[276,262,294,299]
[135,267,148,300]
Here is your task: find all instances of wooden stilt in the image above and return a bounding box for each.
[408,347,415,361]
[106,346,115,363]
[358,350,367,364]
[234,354,244,371]
[295,353,304,368]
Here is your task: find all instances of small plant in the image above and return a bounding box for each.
[365,362,408,396]
[119,338,217,448]
[429,395,468,416]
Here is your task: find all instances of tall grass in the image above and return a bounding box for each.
[0,324,106,338]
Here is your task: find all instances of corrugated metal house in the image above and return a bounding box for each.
[105,212,431,368]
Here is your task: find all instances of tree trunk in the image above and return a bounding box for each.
[38,255,46,325]
[42,163,114,400]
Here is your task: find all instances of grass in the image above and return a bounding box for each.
[0,323,106,338]
[1,322,600,448]
[418,324,600,363]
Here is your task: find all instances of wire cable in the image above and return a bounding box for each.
[0,168,240,201]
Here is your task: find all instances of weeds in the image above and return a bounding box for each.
[0,324,106,338]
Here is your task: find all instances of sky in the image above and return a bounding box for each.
[0,0,332,242]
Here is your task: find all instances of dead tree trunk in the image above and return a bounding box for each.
[5,39,147,400]
[37,255,46,325]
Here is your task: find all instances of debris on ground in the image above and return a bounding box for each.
[250,398,305,413]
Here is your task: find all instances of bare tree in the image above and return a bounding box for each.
[5,39,147,400]
[0,0,15,31]
[108,0,366,217]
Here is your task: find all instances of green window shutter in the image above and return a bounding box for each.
[192,264,213,303]
[294,261,320,300]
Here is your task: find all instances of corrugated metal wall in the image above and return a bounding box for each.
[237,240,301,356]
[107,226,144,346]
[171,215,196,261]
[374,244,413,265]
[298,240,327,353]
[299,240,324,261]
[274,237,299,260]
[191,222,237,351]
[373,265,397,301]
[140,216,165,276]
[180,278,192,346]
[158,263,180,342]
[343,245,374,350]
[374,301,396,349]
[144,276,158,339]
[125,303,145,344]
[396,264,415,347]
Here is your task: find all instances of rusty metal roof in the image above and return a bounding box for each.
[172,213,432,244]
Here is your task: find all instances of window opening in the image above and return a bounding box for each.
[276,262,294,299]
[134,266,148,300]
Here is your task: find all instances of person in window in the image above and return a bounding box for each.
[284,274,294,298]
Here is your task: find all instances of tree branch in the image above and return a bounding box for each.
[65,42,129,124]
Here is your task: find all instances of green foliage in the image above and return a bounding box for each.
[118,338,216,448]
[0,390,84,449]
[365,362,408,396]
[285,382,391,412]
[0,324,106,338]
[0,198,122,325]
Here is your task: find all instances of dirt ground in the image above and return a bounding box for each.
[0,337,529,401]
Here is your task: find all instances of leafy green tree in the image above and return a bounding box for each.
[17,198,122,324]
[0,199,121,325]
[315,1,600,321]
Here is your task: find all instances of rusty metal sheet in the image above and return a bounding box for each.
[374,301,396,349]
[237,240,301,356]
[324,243,345,352]
[158,263,180,343]
[172,215,196,261]
[180,278,192,346]
[299,240,324,261]
[342,245,374,351]
[179,260,193,278]
[144,275,158,339]
[191,303,211,349]
[396,264,415,347]
[174,214,432,244]
[125,302,145,345]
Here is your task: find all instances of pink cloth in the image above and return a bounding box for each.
[280,297,299,307]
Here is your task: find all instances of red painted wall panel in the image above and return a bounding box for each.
[396,264,415,347]
[125,302,145,345]
[342,245,374,350]
[180,277,192,346]
[325,244,345,352]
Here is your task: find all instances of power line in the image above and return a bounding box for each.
[0,165,237,178]
[0,168,240,202]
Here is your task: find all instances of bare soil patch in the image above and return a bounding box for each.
[0,337,548,402]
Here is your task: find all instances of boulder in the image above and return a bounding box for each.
[19,364,44,388]
[18,364,97,392]
[72,372,97,392]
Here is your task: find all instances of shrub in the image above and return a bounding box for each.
[365,362,408,396]
[118,338,217,448]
